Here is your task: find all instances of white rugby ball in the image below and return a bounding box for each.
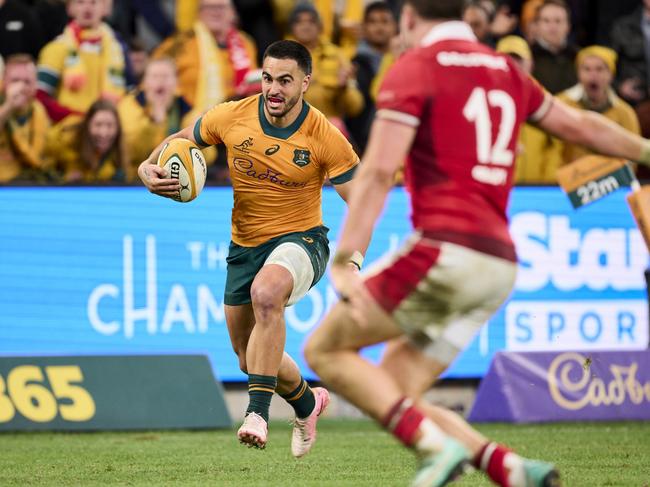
[157,138,207,202]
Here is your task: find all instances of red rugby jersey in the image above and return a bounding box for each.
[376,22,550,261]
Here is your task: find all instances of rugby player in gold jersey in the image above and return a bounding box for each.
[138,40,365,455]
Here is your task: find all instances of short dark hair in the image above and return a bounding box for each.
[288,3,321,26]
[406,0,464,20]
[364,1,395,23]
[263,40,312,75]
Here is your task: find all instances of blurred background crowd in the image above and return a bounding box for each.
[0,0,648,185]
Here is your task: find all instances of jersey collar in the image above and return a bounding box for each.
[258,95,310,140]
[421,21,476,47]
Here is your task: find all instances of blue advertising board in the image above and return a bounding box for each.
[0,186,648,380]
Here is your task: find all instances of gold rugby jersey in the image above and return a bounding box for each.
[194,95,358,246]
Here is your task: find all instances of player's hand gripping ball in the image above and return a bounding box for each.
[156,138,207,202]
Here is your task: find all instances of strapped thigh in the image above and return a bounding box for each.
[264,242,315,306]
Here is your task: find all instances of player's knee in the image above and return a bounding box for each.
[303,333,327,372]
[250,284,285,320]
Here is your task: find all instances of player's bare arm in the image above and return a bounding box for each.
[331,117,416,307]
[137,124,196,198]
[331,176,367,275]
[538,96,650,165]
[332,177,354,202]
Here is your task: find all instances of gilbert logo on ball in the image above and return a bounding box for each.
[157,138,207,202]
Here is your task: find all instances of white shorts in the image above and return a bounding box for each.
[363,233,517,365]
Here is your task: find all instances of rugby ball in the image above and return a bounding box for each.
[157,138,207,202]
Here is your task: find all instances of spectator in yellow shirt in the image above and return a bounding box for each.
[154,0,258,115]
[118,58,195,167]
[0,54,51,183]
[289,4,363,137]
[558,46,640,165]
[36,0,126,122]
[45,99,130,183]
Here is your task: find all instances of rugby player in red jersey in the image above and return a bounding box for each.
[305,1,650,486]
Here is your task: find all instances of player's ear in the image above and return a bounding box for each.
[302,74,311,93]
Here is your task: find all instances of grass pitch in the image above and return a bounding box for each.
[1,420,649,486]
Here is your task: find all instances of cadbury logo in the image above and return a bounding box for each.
[547,352,650,410]
[233,158,307,188]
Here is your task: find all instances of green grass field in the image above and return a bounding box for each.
[1,419,649,486]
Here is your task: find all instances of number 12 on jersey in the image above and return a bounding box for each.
[463,87,516,185]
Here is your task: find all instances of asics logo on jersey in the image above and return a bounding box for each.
[233,158,307,188]
[293,149,311,167]
[234,137,254,153]
[302,237,314,244]
[265,144,280,155]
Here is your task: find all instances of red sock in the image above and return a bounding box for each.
[381,397,425,447]
[474,442,513,487]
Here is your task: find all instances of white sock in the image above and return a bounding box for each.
[503,452,526,487]
[414,418,448,454]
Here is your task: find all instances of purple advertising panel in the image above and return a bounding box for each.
[469,351,650,423]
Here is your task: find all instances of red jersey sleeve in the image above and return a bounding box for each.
[375,53,429,127]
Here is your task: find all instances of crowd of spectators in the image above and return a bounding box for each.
[0,0,647,185]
